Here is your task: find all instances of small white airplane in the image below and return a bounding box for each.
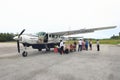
[13,26,116,57]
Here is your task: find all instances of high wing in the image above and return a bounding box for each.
[50,26,116,36]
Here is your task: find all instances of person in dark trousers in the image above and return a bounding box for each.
[73,41,77,51]
[60,40,64,54]
[85,39,89,51]
[96,40,100,51]
[89,39,92,50]
[78,39,82,51]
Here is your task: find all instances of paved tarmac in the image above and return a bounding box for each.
[0,43,120,80]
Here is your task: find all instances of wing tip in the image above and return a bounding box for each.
[109,26,117,28]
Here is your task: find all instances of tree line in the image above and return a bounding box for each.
[110,35,120,39]
[0,33,15,42]
[110,32,120,39]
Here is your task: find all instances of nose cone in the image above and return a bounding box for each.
[13,36,18,40]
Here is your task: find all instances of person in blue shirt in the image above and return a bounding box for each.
[85,39,89,51]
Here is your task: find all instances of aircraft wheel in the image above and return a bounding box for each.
[22,51,28,57]
[38,49,42,51]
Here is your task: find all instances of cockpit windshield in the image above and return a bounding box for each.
[36,32,46,36]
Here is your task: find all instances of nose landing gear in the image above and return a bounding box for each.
[22,51,28,57]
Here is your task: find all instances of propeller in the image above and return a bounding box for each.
[18,29,25,37]
[17,29,25,53]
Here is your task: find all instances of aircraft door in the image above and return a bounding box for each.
[44,33,48,43]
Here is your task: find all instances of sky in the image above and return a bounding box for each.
[0,0,120,39]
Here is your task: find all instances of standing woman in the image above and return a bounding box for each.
[96,40,100,51]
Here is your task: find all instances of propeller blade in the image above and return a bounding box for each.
[19,29,25,37]
[16,29,25,53]
[17,40,20,53]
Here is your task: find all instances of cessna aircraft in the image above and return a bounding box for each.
[13,26,116,57]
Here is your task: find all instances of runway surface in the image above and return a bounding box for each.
[0,43,120,80]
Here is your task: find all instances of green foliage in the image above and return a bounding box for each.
[66,39,120,45]
[0,33,15,42]
[111,35,120,39]
[92,39,120,45]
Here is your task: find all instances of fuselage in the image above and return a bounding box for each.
[13,32,62,44]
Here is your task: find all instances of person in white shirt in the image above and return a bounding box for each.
[96,40,100,51]
[89,39,92,50]
[60,40,64,54]
[78,39,82,51]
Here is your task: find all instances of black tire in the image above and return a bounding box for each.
[38,49,42,51]
[22,51,28,57]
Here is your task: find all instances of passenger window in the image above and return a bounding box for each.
[49,35,51,37]
[55,35,58,38]
[52,35,55,38]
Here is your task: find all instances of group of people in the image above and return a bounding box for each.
[78,39,100,51]
[59,40,77,54]
[59,39,100,55]
[78,39,92,51]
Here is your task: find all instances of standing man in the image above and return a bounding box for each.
[60,40,64,54]
[85,39,89,51]
[78,39,82,51]
[96,40,100,51]
[89,39,92,50]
